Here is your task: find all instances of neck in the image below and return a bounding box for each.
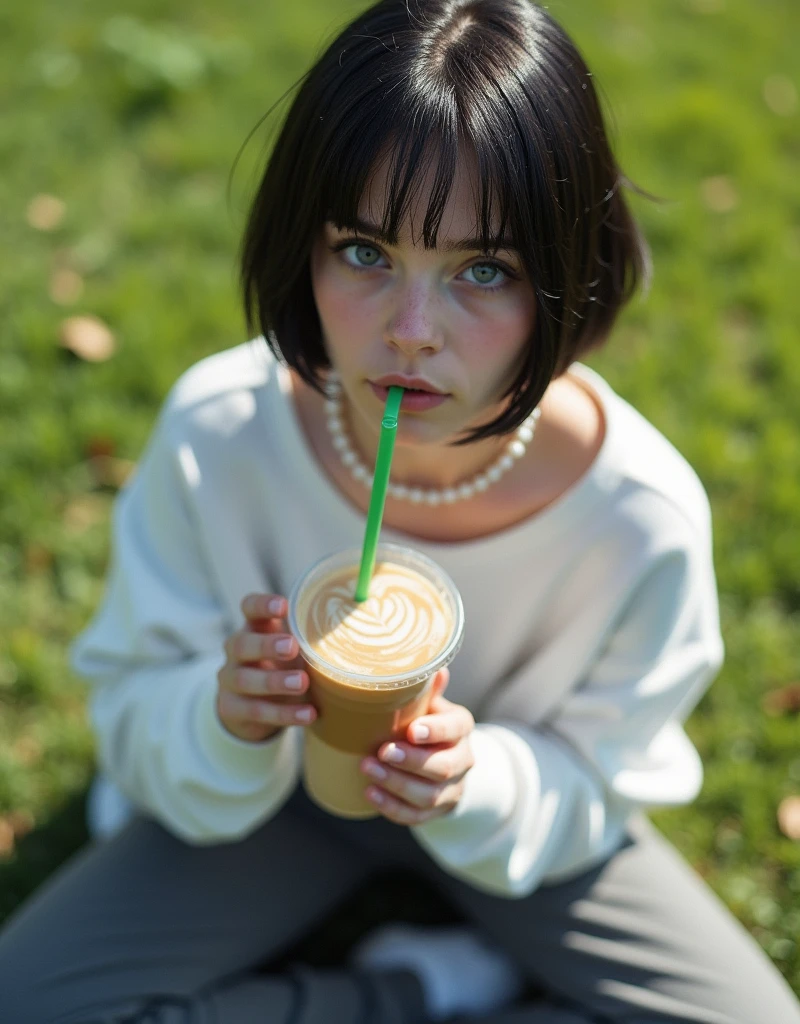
[342,393,512,491]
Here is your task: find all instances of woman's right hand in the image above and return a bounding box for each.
[216,593,317,743]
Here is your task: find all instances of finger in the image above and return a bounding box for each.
[406,704,475,746]
[240,594,289,633]
[429,666,450,701]
[241,593,287,620]
[376,738,474,784]
[364,784,458,826]
[361,758,446,809]
[225,631,299,665]
[217,690,316,729]
[219,664,308,697]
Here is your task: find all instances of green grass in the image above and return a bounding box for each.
[2,0,800,996]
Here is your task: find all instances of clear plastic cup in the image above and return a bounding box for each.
[287,542,465,818]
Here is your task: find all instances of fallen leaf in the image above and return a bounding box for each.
[59,315,116,362]
[86,436,117,459]
[26,193,66,231]
[7,810,35,838]
[63,494,109,533]
[49,267,84,305]
[0,818,14,858]
[89,455,136,489]
[24,543,53,573]
[700,176,739,213]
[763,74,798,117]
[777,796,800,841]
[12,735,42,767]
[762,683,800,716]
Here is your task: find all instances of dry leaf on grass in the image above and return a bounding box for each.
[24,543,54,573]
[700,176,739,213]
[59,315,116,362]
[7,810,35,838]
[777,796,800,841]
[763,75,798,117]
[762,683,800,716]
[89,455,135,489]
[63,494,110,533]
[26,194,66,231]
[0,818,15,858]
[49,268,84,305]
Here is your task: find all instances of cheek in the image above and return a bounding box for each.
[313,265,380,340]
[459,293,535,362]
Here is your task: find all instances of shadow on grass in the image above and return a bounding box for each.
[0,789,91,928]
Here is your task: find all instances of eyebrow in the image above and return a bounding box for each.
[334,217,518,254]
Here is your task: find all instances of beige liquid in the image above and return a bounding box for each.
[297,559,454,818]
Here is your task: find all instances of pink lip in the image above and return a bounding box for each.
[369,382,449,411]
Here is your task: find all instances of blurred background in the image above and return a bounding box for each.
[1,0,799,996]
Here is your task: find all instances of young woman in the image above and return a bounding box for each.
[2,1,798,1021]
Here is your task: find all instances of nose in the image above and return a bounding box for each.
[384,280,443,357]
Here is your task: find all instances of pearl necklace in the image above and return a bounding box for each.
[323,373,541,505]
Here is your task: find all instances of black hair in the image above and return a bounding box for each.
[240,0,653,446]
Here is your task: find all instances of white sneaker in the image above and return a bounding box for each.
[351,922,525,1021]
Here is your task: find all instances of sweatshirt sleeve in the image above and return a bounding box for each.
[70,403,301,844]
[412,534,724,898]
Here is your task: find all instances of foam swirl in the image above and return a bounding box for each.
[300,561,451,677]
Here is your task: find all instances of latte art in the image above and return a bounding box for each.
[300,562,451,677]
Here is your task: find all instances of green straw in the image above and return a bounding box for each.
[354,385,404,602]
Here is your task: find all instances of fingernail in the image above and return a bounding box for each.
[368,787,384,804]
[382,744,405,764]
[268,598,284,615]
[275,638,294,655]
[411,723,430,742]
[285,673,303,690]
[364,760,388,780]
[296,708,314,722]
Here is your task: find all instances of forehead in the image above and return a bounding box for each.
[356,147,500,246]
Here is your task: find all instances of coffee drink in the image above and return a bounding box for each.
[288,544,464,818]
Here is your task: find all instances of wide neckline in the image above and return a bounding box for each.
[271,357,622,559]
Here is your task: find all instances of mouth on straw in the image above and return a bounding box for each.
[354,385,405,602]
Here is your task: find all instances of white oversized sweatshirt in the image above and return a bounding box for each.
[71,340,724,898]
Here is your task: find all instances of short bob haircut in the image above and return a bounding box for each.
[241,0,653,446]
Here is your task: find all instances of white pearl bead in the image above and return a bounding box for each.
[509,439,526,459]
[324,389,540,503]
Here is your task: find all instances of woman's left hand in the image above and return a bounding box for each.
[360,668,476,825]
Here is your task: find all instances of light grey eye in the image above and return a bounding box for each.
[354,245,382,266]
[470,263,500,284]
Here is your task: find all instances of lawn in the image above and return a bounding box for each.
[1,0,799,997]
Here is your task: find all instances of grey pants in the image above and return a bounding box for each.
[1,784,798,1024]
